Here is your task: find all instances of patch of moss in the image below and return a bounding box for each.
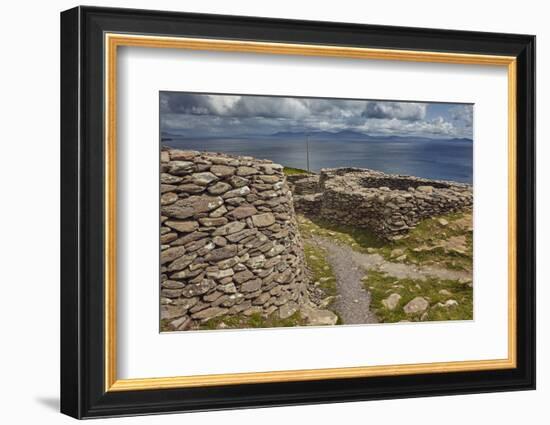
[283,166,311,176]
[303,241,338,298]
[160,319,172,332]
[297,212,473,272]
[200,315,244,330]
[298,215,385,250]
[363,270,473,323]
[199,311,306,330]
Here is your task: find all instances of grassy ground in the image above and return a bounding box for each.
[296,212,473,323]
[303,241,338,298]
[297,212,473,272]
[160,319,173,332]
[363,270,473,323]
[162,311,306,332]
[376,212,473,271]
[283,166,311,175]
[298,215,384,250]
[200,311,305,330]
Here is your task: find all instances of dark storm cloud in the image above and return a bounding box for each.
[363,102,426,121]
[160,92,473,139]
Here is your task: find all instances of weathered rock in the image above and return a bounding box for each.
[436,299,459,308]
[253,292,271,305]
[390,248,405,258]
[160,233,177,244]
[162,280,186,289]
[382,293,402,310]
[160,246,186,265]
[210,165,235,177]
[212,221,246,236]
[301,305,338,326]
[279,301,298,319]
[172,231,208,246]
[181,279,216,297]
[170,315,192,331]
[228,175,249,188]
[403,297,429,314]
[170,150,199,161]
[161,184,178,194]
[192,307,227,321]
[199,217,228,227]
[259,175,280,184]
[161,173,183,184]
[192,172,218,186]
[212,236,227,246]
[161,192,178,205]
[222,186,251,199]
[165,220,199,233]
[251,213,276,228]
[233,270,255,284]
[246,255,266,269]
[204,245,238,262]
[166,254,197,271]
[206,268,234,280]
[184,238,211,253]
[220,282,237,294]
[209,206,228,219]
[227,205,258,219]
[241,278,262,293]
[417,185,434,193]
[236,166,258,176]
[207,182,232,195]
[168,161,194,176]
[177,184,205,194]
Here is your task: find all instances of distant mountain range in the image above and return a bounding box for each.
[161,129,472,143]
[269,130,472,143]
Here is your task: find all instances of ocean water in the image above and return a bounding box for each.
[164,136,473,184]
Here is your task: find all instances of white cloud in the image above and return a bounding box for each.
[160,92,472,139]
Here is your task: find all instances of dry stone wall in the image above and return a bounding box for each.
[160,147,309,331]
[293,168,473,240]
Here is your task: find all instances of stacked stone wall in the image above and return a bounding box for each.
[160,148,308,330]
[293,168,473,240]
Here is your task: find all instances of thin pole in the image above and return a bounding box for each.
[306,133,310,172]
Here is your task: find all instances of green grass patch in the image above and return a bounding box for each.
[298,215,385,250]
[283,166,311,175]
[160,319,172,332]
[376,211,473,271]
[303,241,338,298]
[297,211,473,272]
[363,270,473,323]
[200,311,306,330]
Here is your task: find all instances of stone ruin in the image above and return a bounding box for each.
[160,148,320,331]
[290,168,473,240]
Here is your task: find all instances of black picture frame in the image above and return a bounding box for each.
[61,5,536,419]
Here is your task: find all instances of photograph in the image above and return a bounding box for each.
[159,92,474,331]
[57,5,536,419]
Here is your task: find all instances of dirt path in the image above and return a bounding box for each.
[313,237,378,325]
[312,236,471,325]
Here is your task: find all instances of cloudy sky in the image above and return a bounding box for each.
[160,92,473,140]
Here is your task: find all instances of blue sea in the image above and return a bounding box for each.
[163,136,473,184]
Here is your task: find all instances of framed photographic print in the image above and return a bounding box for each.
[60,6,536,419]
